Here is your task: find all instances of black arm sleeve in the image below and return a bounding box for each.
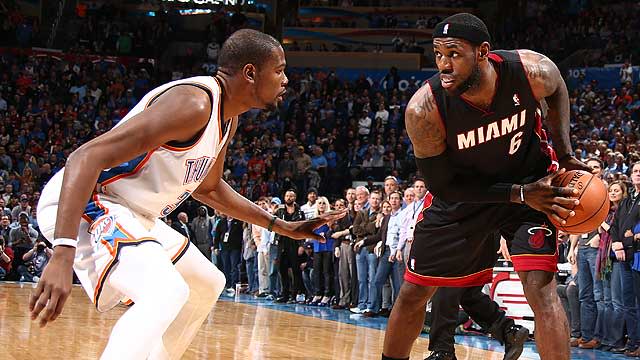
[415,152,513,203]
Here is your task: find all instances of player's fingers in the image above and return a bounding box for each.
[50,293,69,322]
[551,204,575,219]
[31,286,51,320]
[552,186,579,197]
[546,168,566,182]
[553,197,580,207]
[29,281,45,312]
[40,292,60,327]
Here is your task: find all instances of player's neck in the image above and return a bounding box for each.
[215,73,252,119]
[459,61,497,109]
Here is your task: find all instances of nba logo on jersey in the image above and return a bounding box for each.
[410,258,416,270]
[443,24,450,34]
[513,93,520,106]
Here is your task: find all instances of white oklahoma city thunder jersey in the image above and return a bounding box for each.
[85,76,232,222]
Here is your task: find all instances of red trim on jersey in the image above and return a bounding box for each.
[404,267,493,287]
[510,253,558,273]
[533,110,559,172]
[487,53,504,63]
[415,192,433,224]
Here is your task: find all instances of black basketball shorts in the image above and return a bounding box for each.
[404,193,558,287]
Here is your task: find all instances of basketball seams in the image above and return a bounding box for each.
[552,171,608,233]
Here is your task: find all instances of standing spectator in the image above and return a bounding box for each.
[351,190,382,314]
[609,162,640,355]
[191,206,213,259]
[355,185,370,210]
[301,188,318,220]
[172,212,192,241]
[568,227,603,348]
[253,197,272,297]
[375,103,389,129]
[345,187,357,214]
[595,180,627,351]
[214,214,244,294]
[383,175,399,200]
[242,222,258,295]
[274,190,306,303]
[309,197,333,306]
[331,198,355,309]
[397,179,427,262]
[0,237,14,280]
[558,253,580,346]
[267,197,282,298]
[294,146,312,193]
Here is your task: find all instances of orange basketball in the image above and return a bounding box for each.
[549,170,610,234]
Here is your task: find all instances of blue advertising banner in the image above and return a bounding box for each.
[289,67,438,91]
[566,66,639,90]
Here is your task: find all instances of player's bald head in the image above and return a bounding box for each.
[218,29,282,74]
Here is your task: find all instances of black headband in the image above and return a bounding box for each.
[432,21,491,45]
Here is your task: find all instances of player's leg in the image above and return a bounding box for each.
[383,282,437,359]
[148,244,226,359]
[101,242,190,360]
[518,270,569,359]
[427,287,464,357]
[460,286,528,360]
[507,207,569,359]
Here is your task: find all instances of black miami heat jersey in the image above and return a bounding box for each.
[427,50,558,184]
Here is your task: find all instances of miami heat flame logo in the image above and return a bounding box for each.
[527,226,553,249]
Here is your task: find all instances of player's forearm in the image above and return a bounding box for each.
[54,149,103,242]
[194,180,280,233]
[544,79,572,158]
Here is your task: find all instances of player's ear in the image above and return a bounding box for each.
[243,64,256,84]
[478,42,491,60]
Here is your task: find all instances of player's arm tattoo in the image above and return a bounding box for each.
[521,50,572,158]
[405,86,446,158]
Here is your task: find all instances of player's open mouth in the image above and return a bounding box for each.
[441,76,455,89]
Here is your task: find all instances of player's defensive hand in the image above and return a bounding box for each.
[559,155,595,174]
[29,245,75,328]
[278,210,348,242]
[523,168,580,225]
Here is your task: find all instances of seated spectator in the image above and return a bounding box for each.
[17,240,52,282]
[0,237,14,280]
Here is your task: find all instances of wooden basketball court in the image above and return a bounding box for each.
[1,282,533,359]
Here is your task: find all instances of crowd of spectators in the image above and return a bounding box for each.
[1,1,640,354]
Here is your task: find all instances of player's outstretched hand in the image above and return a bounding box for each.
[279,209,348,242]
[559,155,595,174]
[29,246,75,328]
[523,168,580,225]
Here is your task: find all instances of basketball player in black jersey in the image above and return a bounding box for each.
[382,14,593,360]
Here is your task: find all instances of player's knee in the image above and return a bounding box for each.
[396,282,434,307]
[205,266,226,301]
[160,276,190,311]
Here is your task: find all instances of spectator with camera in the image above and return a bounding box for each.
[8,212,38,269]
[17,240,51,282]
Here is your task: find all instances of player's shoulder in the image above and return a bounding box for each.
[406,79,440,121]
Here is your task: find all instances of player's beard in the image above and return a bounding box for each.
[448,61,481,96]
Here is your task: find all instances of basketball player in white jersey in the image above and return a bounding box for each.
[31,29,346,359]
